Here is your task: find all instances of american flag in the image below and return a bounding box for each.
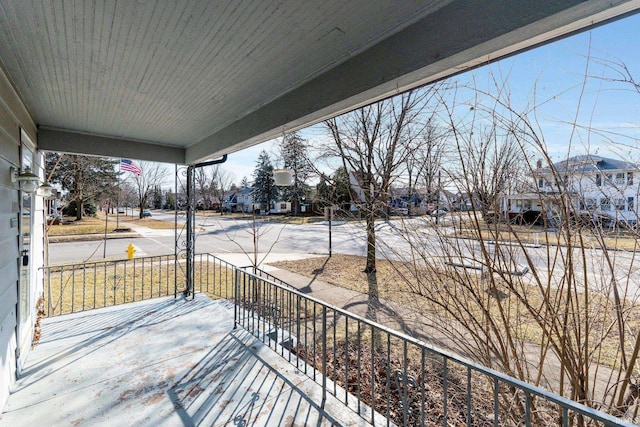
[120,159,142,176]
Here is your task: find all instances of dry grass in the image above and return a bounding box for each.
[270,254,640,370]
[47,216,119,235]
[118,216,178,229]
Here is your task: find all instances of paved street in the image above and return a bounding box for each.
[48,214,640,299]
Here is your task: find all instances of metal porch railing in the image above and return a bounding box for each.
[233,268,636,427]
[41,253,635,426]
[42,253,235,316]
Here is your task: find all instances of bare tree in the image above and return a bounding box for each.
[211,165,236,214]
[323,88,438,304]
[130,162,169,218]
[374,67,640,422]
[404,118,447,215]
[449,121,526,220]
[193,167,216,210]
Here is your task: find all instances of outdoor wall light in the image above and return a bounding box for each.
[37,181,54,198]
[10,166,41,193]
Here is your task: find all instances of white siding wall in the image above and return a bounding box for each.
[0,121,20,410]
[0,62,38,408]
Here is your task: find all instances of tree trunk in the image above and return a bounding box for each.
[364,210,378,298]
[76,198,83,221]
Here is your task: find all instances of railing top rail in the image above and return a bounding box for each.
[236,268,635,426]
[41,253,176,269]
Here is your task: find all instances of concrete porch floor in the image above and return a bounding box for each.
[1,295,372,426]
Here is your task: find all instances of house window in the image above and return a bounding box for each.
[280,203,287,209]
[615,198,626,211]
[585,198,597,210]
[538,177,544,188]
[606,173,613,185]
[628,197,634,211]
[628,172,634,186]
[601,197,611,211]
[616,173,625,185]
[596,174,602,187]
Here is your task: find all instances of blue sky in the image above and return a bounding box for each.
[222,13,640,184]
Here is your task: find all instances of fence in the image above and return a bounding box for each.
[41,253,635,426]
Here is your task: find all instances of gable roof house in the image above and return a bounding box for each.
[503,155,640,226]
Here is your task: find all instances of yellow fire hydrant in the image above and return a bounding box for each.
[125,243,136,259]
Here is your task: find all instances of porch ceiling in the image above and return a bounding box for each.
[0,1,639,164]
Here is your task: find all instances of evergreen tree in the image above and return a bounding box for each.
[279,131,312,214]
[45,153,119,220]
[315,174,331,208]
[252,150,278,211]
[332,166,352,209]
[240,176,249,189]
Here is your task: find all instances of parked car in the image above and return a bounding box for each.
[117,208,125,214]
[430,209,447,217]
[142,209,152,217]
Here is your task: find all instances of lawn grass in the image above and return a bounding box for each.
[47,216,119,235]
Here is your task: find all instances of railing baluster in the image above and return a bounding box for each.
[46,266,51,316]
[385,333,391,426]
[371,323,375,425]
[112,261,117,306]
[296,294,301,369]
[71,265,75,313]
[494,377,499,427]
[82,265,86,311]
[357,320,361,416]
[313,302,317,382]
[345,316,349,405]
[322,305,327,407]
[124,260,127,303]
[102,262,107,308]
[403,339,408,426]
[93,263,97,310]
[421,347,426,427]
[443,357,448,427]
[466,365,472,426]
[333,308,337,395]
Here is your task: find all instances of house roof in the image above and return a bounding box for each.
[539,155,638,174]
[1,1,637,164]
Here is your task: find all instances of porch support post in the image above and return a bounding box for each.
[185,165,196,298]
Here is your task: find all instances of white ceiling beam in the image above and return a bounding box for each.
[186,0,640,164]
[38,127,185,164]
